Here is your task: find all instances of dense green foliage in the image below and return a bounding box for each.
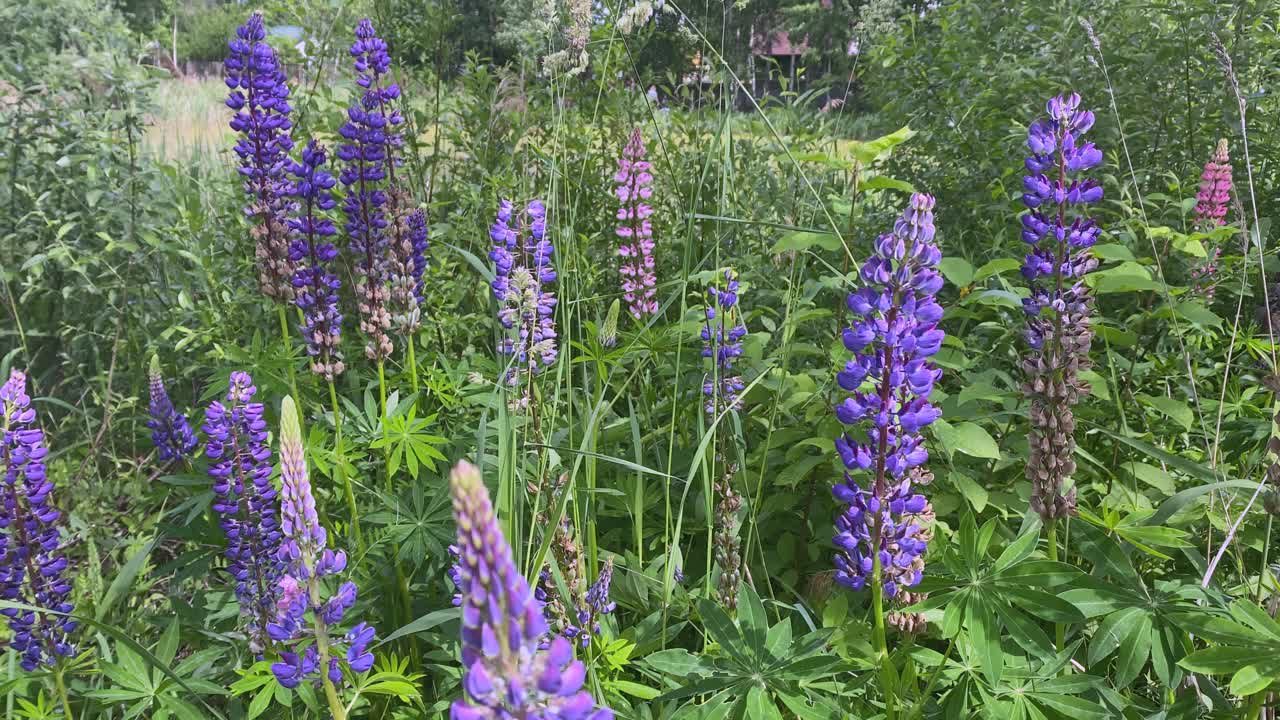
[3,0,1280,718]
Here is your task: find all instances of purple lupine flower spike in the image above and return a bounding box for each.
[204,371,283,654]
[491,200,558,388]
[701,269,747,416]
[339,19,398,363]
[289,141,346,382]
[1190,139,1231,300]
[1194,139,1232,231]
[576,557,617,647]
[1019,93,1102,521]
[616,129,658,320]
[450,460,613,720]
[832,193,943,599]
[268,397,374,690]
[0,370,77,671]
[225,12,297,304]
[147,355,199,464]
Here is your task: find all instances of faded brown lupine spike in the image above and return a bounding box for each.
[714,459,743,611]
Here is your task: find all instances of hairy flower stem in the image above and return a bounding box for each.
[407,335,419,395]
[307,570,347,720]
[871,550,895,720]
[329,380,363,554]
[376,360,414,656]
[54,666,73,720]
[1047,522,1064,653]
[277,306,300,405]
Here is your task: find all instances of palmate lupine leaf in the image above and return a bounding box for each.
[645,585,846,718]
[369,405,448,479]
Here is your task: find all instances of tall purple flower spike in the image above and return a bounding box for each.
[490,200,558,386]
[449,460,613,720]
[615,129,657,320]
[0,370,77,671]
[289,140,346,382]
[338,19,401,362]
[1019,93,1102,521]
[701,269,747,416]
[147,355,199,464]
[832,193,943,599]
[268,396,374,692]
[204,371,283,654]
[225,11,296,304]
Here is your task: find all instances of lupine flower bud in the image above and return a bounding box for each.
[289,141,346,382]
[268,397,374,688]
[490,200,558,388]
[701,269,747,416]
[615,129,658,320]
[832,193,943,599]
[147,355,199,464]
[225,12,297,304]
[449,460,613,720]
[1019,93,1102,521]
[599,299,620,348]
[339,19,399,362]
[204,371,283,654]
[0,370,77,671]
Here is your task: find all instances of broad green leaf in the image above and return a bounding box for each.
[645,648,706,676]
[1089,607,1146,666]
[612,680,661,700]
[951,471,989,513]
[773,231,839,253]
[933,420,1001,460]
[938,257,975,287]
[1004,587,1085,624]
[1136,393,1193,432]
[1088,261,1161,293]
[1179,646,1262,675]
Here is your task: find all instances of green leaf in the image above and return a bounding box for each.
[933,420,1001,460]
[738,584,768,660]
[773,231,839,253]
[645,649,706,676]
[1179,647,1262,675]
[1090,244,1137,262]
[1229,664,1275,697]
[745,685,782,720]
[1112,611,1153,687]
[938,258,975,288]
[1136,393,1194,432]
[1122,462,1176,495]
[950,471,989,513]
[1058,586,1137,618]
[974,258,1022,282]
[98,538,156,622]
[859,175,915,193]
[372,608,458,648]
[1089,607,1146,666]
[1088,261,1161,293]
[1003,588,1085,624]
[848,126,915,164]
[967,593,1002,686]
[611,680,661,700]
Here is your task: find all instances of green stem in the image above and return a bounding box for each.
[1259,514,1274,605]
[377,361,415,661]
[905,639,953,720]
[277,306,299,403]
[871,551,896,720]
[308,581,347,720]
[1048,521,1064,652]
[407,333,419,395]
[1244,691,1264,719]
[53,666,73,720]
[329,380,363,555]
